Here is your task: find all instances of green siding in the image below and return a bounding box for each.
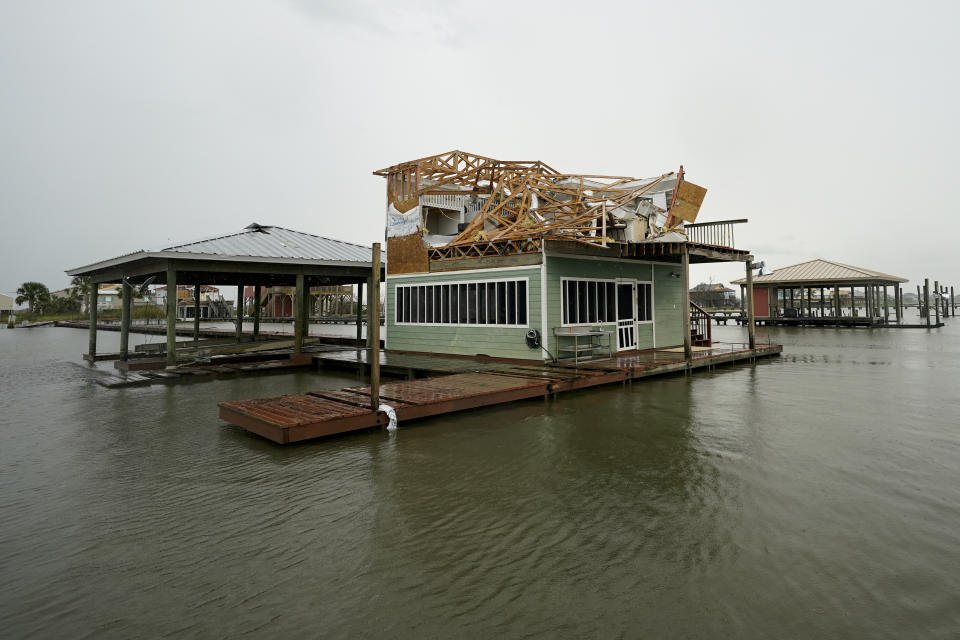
[385,267,542,360]
[544,257,685,355]
[653,264,683,347]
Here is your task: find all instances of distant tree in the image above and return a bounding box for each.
[70,275,91,311]
[46,296,81,314]
[15,282,51,314]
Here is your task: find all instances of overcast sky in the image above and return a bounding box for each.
[2,0,958,301]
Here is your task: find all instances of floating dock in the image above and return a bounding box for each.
[220,343,782,444]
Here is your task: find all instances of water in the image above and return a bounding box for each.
[1,321,959,638]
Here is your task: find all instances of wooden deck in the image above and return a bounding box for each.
[220,342,782,444]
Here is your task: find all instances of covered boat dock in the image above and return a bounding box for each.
[66,224,385,366]
[732,259,909,327]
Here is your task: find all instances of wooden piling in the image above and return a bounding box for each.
[253,285,261,339]
[369,243,381,411]
[834,285,841,325]
[682,246,691,361]
[166,266,177,367]
[895,285,902,324]
[193,284,201,344]
[356,281,363,346]
[934,280,941,325]
[951,286,955,317]
[883,286,889,324]
[745,259,756,349]
[294,274,305,355]
[120,282,131,361]
[924,279,931,328]
[87,281,98,359]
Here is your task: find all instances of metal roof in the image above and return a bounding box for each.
[67,224,383,276]
[731,259,907,285]
[160,224,375,262]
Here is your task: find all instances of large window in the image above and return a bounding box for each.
[561,279,654,325]
[561,279,616,325]
[395,278,528,327]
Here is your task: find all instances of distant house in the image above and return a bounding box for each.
[155,285,231,320]
[0,293,12,318]
[689,282,737,308]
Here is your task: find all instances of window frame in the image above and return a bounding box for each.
[393,277,530,328]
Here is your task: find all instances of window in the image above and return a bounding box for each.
[637,282,653,322]
[394,278,529,327]
[561,278,617,325]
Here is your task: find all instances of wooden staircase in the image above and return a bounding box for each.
[690,301,713,346]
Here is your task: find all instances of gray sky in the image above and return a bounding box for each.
[2,0,958,300]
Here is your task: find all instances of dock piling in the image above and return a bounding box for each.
[87,281,98,360]
[193,284,201,344]
[369,243,381,411]
[166,266,177,367]
[253,285,261,339]
[745,259,756,349]
[120,281,131,361]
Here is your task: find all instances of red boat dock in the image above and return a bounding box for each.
[219,342,782,444]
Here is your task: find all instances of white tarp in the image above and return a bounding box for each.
[386,203,421,238]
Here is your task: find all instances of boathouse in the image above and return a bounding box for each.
[731,259,908,326]
[66,224,384,366]
[374,151,760,362]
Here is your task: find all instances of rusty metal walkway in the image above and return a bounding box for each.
[220,343,782,444]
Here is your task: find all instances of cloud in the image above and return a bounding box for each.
[286,0,465,44]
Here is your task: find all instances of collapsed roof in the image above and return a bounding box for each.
[373,150,707,248]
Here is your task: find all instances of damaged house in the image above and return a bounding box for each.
[374,150,753,362]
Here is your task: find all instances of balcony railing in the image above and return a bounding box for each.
[684,218,748,249]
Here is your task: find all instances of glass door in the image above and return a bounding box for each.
[616,281,637,351]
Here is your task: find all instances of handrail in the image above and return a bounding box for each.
[690,300,712,345]
[684,219,747,248]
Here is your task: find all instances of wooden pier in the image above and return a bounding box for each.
[220,343,782,444]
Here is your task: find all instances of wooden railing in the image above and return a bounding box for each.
[684,218,748,248]
[690,301,712,345]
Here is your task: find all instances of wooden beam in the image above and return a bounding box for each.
[934,280,940,325]
[924,279,931,328]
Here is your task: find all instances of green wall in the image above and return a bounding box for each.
[543,257,685,355]
[385,267,543,360]
[385,258,686,362]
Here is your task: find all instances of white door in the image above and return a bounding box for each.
[616,281,637,351]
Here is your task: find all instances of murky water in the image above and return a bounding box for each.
[1,319,959,638]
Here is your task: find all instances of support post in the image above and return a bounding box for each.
[365,276,374,347]
[951,286,955,317]
[895,285,902,324]
[682,246,691,361]
[253,285,261,339]
[851,286,857,318]
[166,265,177,367]
[820,287,825,318]
[924,279,931,328]
[883,286,889,324]
[355,281,364,347]
[834,285,841,325]
[745,259,756,349]
[934,280,940,326]
[87,280,98,359]
[236,284,243,341]
[120,281,131,361]
[193,284,201,344]
[369,243,381,411]
[294,274,305,355]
